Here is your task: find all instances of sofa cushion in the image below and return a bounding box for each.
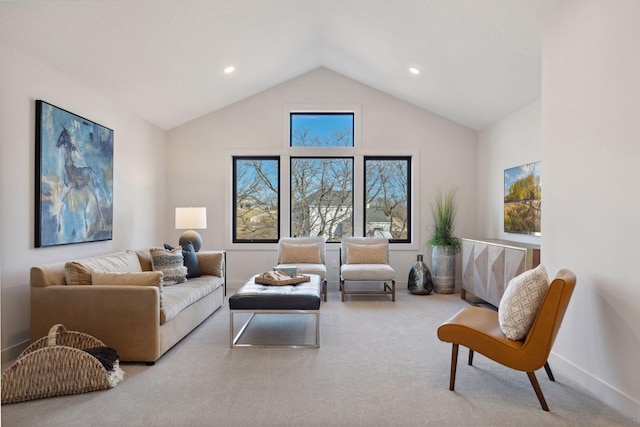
[161,276,223,324]
[345,243,387,264]
[91,271,164,307]
[151,247,187,286]
[498,264,549,340]
[65,250,143,285]
[279,242,322,264]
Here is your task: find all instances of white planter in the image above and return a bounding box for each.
[432,245,456,294]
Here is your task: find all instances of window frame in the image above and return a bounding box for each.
[363,155,412,243]
[289,112,355,148]
[232,155,281,244]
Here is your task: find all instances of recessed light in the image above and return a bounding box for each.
[224,66,235,74]
[409,67,420,75]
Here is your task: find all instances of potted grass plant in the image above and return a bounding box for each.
[426,187,461,294]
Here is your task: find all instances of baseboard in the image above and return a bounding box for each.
[1,339,29,365]
[549,351,640,423]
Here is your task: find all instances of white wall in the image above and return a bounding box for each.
[477,3,640,420]
[0,42,168,361]
[542,1,639,420]
[477,100,542,245]
[167,68,478,289]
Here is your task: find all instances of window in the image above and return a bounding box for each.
[290,113,354,147]
[232,156,279,243]
[364,156,411,242]
[229,109,415,245]
[290,157,353,242]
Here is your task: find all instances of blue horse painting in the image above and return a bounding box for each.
[37,101,113,247]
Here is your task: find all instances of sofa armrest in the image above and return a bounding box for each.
[31,285,161,362]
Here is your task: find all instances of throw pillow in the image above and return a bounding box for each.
[65,250,143,285]
[498,264,550,340]
[279,243,322,264]
[165,242,201,279]
[150,247,188,286]
[346,243,387,264]
[90,271,163,286]
[90,271,164,307]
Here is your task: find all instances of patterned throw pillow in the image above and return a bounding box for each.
[164,242,201,278]
[498,264,550,340]
[150,247,188,286]
[345,244,387,264]
[280,243,322,264]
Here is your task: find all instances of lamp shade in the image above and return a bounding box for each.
[175,207,207,230]
[175,207,207,252]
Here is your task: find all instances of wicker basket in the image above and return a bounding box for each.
[1,324,124,404]
[254,272,311,286]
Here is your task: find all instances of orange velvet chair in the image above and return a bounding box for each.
[437,269,576,411]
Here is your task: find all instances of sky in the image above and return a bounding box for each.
[504,161,541,196]
[290,113,353,146]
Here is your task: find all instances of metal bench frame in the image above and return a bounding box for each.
[229,309,320,348]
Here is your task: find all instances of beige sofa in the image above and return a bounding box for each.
[30,249,225,364]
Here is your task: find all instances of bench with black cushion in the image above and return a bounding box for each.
[229,274,321,348]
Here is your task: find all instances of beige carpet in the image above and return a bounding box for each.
[2,287,637,427]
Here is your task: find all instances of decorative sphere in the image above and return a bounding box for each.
[179,230,202,252]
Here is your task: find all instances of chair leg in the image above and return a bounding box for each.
[449,344,459,391]
[468,349,474,366]
[391,280,396,302]
[323,279,327,302]
[341,279,345,302]
[527,371,550,411]
[544,362,555,382]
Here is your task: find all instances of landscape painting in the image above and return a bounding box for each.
[504,161,541,235]
[36,100,114,247]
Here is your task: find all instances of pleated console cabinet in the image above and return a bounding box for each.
[461,238,540,307]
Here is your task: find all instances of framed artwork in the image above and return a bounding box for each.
[504,161,541,236]
[35,100,114,247]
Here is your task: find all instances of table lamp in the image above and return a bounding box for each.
[175,207,207,252]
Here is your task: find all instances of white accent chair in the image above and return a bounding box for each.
[275,237,327,301]
[340,237,396,302]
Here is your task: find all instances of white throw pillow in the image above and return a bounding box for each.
[498,264,549,340]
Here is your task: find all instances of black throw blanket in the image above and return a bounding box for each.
[84,346,120,372]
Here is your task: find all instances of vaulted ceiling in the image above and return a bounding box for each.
[0,0,557,131]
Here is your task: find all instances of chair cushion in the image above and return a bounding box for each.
[498,264,549,340]
[345,243,387,264]
[279,243,322,264]
[341,264,395,281]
